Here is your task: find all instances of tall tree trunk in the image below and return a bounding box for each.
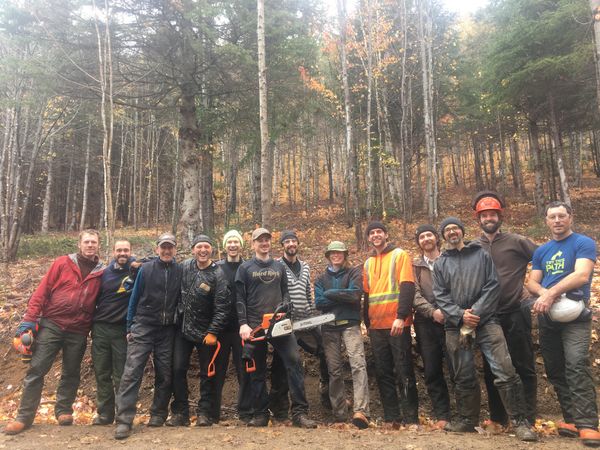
[338,0,363,248]
[257,0,272,228]
[548,95,571,206]
[80,122,92,230]
[41,140,55,234]
[591,0,600,114]
[419,0,437,221]
[171,129,181,234]
[528,119,546,214]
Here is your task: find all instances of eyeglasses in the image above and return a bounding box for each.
[444,226,461,233]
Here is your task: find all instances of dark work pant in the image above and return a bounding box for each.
[92,322,127,420]
[16,320,87,425]
[115,324,174,425]
[170,329,221,420]
[213,330,244,421]
[369,328,419,423]
[446,322,523,425]
[414,319,452,421]
[239,333,308,420]
[269,328,329,419]
[483,308,537,424]
[538,316,598,430]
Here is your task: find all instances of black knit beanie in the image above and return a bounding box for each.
[365,221,387,236]
[415,224,439,244]
[439,217,465,239]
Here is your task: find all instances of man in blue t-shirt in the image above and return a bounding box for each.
[526,201,599,447]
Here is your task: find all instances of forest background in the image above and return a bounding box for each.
[1,1,600,444]
[2,0,600,260]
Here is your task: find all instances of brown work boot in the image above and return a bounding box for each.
[557,421,578,438]
[3,421,28,435]
[351,412,369,430]
[580,428,600,447]
[57,414,73,426]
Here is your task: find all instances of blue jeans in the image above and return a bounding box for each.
[446,322,523,424]
[538,316,598,429]
[239,333,308,420]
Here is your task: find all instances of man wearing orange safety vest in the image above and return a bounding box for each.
[362,221,418,425]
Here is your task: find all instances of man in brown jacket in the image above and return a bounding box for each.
[473,192,538,428]
[412,224,452,429]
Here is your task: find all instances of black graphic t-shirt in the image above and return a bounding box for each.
[235,257,290,328]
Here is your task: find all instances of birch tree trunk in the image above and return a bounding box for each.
[41,139,55,234]
[338,0,363,247]
[548,95,571,206]
[418,0,437,221]
[529,119,546,214]
[257,0,272,228]
[80,122,92,230]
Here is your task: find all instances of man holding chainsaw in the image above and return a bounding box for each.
[167,234,230,427]
[269,230,330,420]
[236,228,317,428]
[432,217,537,441]
[4,229,104,435]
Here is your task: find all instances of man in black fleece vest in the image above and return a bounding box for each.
[236,228,316,429]
[114,233,182,440]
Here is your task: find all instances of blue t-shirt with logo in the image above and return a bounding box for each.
[531,232,596,299]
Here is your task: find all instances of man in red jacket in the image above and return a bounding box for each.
[4,229,105,435]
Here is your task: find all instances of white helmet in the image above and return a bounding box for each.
[548,294,585,322]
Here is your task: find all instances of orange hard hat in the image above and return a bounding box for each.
[475,196,503,213]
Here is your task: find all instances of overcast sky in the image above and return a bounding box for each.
[324,0,489,17]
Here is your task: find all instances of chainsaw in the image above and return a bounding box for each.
[241,305,335,372]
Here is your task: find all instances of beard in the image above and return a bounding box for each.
[284,247,297,257]
[481,219,502,234]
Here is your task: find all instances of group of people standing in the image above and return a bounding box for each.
[3,191,599,447]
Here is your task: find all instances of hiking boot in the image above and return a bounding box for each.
[92,415,114,426]
[247,415,270,427]
[195,414,212,427]
[580,429,600,447]
[293,414,317,429]
[147,416,164,427]
[351,412,369,430]
[114,423,131,440]
[558,421,578,438]
[444,420,476,433]
[514,420,538,442]
[165,414,190,427]
[3,420,29,435]
[57,414,73,426]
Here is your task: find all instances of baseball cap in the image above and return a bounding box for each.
[252,228,271,241]
[156,233,177,246]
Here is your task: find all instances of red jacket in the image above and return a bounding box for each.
[24,254,105,335]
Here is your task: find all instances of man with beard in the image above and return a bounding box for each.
[236,228,316,428]
[92,239,142,426]
[167,235,230,427]
[412,225,452,429]
[433,217,537,442]
[362,221,418,425]
[269,230,330,420]
[473,192,538,429]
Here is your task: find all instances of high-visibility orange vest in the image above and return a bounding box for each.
[363,247,414,329]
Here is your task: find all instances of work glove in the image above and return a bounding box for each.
[203,333,218,346]
[15,321,37,337]
[458,325,475,349]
